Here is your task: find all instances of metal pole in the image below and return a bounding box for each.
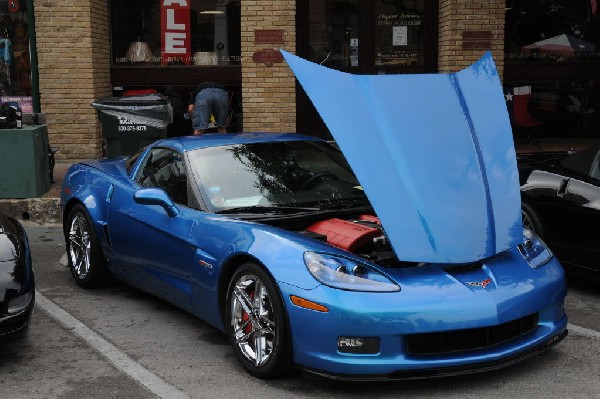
[26,0,41,114]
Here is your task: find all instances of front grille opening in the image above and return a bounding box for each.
[443,261,483,274]
[406,313,539,356]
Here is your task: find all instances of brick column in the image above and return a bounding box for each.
[34,0,112,161]
[241,1,296,132]
[438,1,505,78]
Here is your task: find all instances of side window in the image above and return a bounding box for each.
[135,148,189,205]
[125,147,147,175]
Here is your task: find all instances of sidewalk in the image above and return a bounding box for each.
[0,163,70,224]
[0,137,596,225]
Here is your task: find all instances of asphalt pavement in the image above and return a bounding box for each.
[1,223,599,399]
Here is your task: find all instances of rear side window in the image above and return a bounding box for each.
[125,147,146,175]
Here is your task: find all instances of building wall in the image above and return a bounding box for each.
[438,0,505,77]
[240,0,296,132]
[34,0,112,161]
[32,1,507,161]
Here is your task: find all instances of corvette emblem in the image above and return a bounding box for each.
[466,278,492,289]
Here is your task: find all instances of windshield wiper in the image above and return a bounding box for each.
[317,198,372,210]
[215,205,321,215]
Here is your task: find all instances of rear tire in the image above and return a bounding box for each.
[65,204,109,288]
[225,263,290,379]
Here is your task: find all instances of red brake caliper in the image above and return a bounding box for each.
[242,291,255,335]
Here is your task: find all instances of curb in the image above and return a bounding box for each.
[0,198,61,225]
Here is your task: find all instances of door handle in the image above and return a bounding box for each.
[106,184,115,203]
[557,179,569,197]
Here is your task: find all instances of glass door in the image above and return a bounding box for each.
[296,0,438,136]
[307,0,360,70]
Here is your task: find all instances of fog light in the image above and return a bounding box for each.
[8,291,33,315]
[338,337,380,354]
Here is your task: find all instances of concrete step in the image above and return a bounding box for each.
[0,197,61,225]
[0,163,68,225]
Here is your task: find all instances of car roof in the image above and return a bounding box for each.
[154,132,325,152]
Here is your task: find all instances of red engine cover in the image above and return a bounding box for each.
[306,218,381,252]
[358,214,381,224]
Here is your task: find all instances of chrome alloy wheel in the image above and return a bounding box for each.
[68,212,92,279]
[230,273,276,367]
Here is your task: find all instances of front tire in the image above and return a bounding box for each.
[225,263,290,378]
[522,201,544,237]
[65,204,109,288]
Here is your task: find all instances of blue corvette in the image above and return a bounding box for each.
[60,52,567,380]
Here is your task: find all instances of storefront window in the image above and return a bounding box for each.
[506,81,598,138]
[504,1,600,139]
[0,0,32,110]
[298,0,436,135]
[374,0,424,67]
[111,0,241,66]
[307,0,359,69]
[505,0,600,63]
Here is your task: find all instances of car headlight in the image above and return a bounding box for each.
[518,229,553,268]
[8,291,33,315]
[303,252,400,292]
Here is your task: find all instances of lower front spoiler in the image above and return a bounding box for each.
[300,329,568,381]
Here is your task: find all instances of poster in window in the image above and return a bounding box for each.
[0,2,31,96]
[393,26,408,46]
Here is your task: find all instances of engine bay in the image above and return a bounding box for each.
[300,215,411,268]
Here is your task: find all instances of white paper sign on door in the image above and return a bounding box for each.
[393,26,408,46]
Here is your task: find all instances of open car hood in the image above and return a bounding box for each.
[282,50,522,263]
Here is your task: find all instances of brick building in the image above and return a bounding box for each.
[21,1,600,161]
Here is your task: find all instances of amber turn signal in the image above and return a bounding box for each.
[290,295,329,312]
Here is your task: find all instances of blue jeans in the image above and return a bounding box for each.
[192,88,229,130]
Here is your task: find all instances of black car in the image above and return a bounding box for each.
[519,143,600,281]
[0,212,35,338]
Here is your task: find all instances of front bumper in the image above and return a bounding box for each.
[0,291,35,338]
[279,254,568,378]
[301,328,568,381]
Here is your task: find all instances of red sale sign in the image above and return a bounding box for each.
[161,0,191,65]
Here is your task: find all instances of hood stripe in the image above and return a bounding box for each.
[449,74,496,256]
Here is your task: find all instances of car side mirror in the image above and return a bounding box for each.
[134,188,179,217]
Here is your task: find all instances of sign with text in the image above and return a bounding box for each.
[393,26,408,46]
[1,96,33,113]
[252,49,284,67]
[254,29,284,44]
[161,0,191,65]
[462,31,492,50]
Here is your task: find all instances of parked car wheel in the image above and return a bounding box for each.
[66,204,109,288]
[522,201,544,237]
[226,263,290,378]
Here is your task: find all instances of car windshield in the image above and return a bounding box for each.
[187,140,368,213]
[559,142,600,177]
